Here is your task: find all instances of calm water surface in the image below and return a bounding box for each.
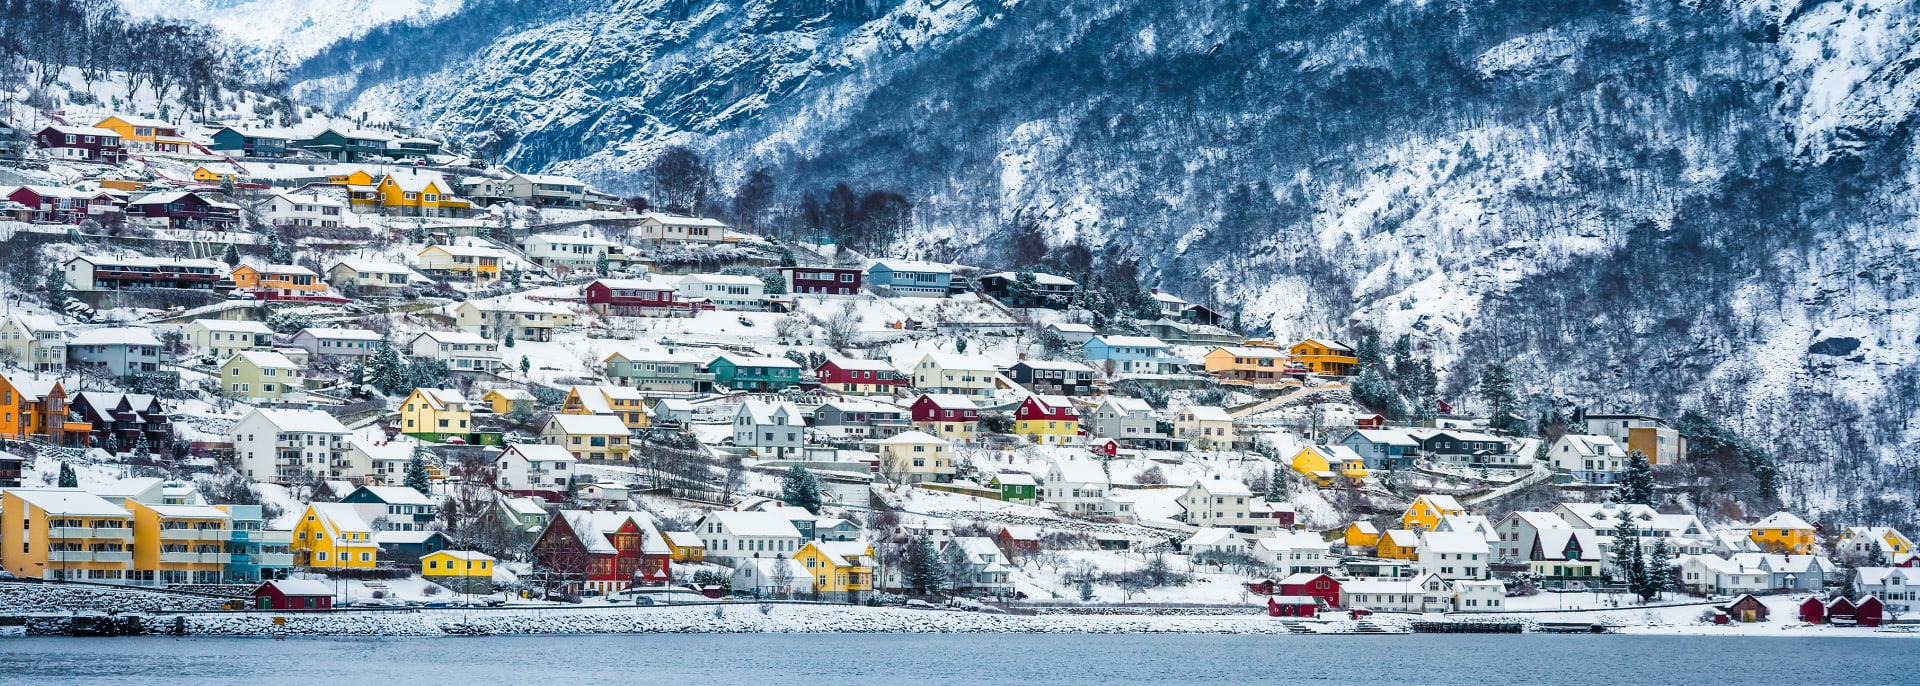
[1,633,1913,685]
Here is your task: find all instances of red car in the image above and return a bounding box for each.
[1349,608,1373,619]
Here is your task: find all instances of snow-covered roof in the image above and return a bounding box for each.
[869,258,952,274]
[736,399,806,426]
[545,413,629,435]
[705,510,804,538]
[296,327,383,341]
[307,502,372,536]
[372,530,444,545]
[188,319,273,334]
[1213,346,1289,359]
[1348,429,1421,447]
[500,443,578,464]
[259,579,334,597]
[874,430,947,446]
[244,408,349,434]
[70,327,161,347]
[423,244,509,259]
[430,550,496,562]
[916,393,979,410]
[529,232,615,247]
[1047,322,1096,333]
[825,356,899,372]
[984,271,1077,286]
[992,472,1037,486]
[352,485,436,506]
[679,273,764,287]
[714,354,802,369]
[1014,359,1095,372]
[46,125,121,138]
[663,530,704,549]
[918,351,997,372]
[7,313,62,334]
[8,489,131,517]
[1191,473,1251,496]
[1416,494,1465,512]
[558,510,671,556]
[639,212,726,228]
[241,263,319,277]
[1754,512,1815,531]
[1048,457,1110,485]
[1258,530,1330,552]
[1181,406,1232,422]
[1419,530,1491,555]
[230,350,300,370]
[69,254,224,270]
[1183,527,1243,548]
[329,259,409,274]
[411,330,493,346]
[1089,335,1169,348]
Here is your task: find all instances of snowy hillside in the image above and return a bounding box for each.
[117,0,466,61]
[125,0,1920,522]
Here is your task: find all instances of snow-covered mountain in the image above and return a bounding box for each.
[117,0,465,61]
[156,0,1920,524]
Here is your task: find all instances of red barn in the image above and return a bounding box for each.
[1266,595,1319,618]
[252,579,334,611]
[532,510,673,594]
[815,357,907,394]
[1279,573,1341,608]
[1722,594,1769,622]
[1856,596,1885,628]
[35,125,125,163]
[1799,596,1828,624]
[780,266,862,295]
[584,278,684,316]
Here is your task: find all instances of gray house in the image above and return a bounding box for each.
[1339,429,1422,469]
[865,259,953,297]
[810,399,911,440]
[68,327,163,378]
[603,349,713,392]
[1086,396,1161,441]
[733,400,807,458]
[289,327,383,361]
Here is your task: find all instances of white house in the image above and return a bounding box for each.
[1179,473,1254,530]
[1044,322,1097,345]
[1493,511,1572,563]
[676,274,768,310]
[730,556,814,598]
[694,510,805,563]
[326,259,414,293]
[1340,572,1451,613]
[912,352,1000,398]
[872,431,954,484]
[268,191,348,228]
[407,330,503,372]
[1452,579,1507,612]
[229,408,351,482]
[1087,396,1161,441]
[634,213,727,244]
[1182,528,1249,558]
[492,443,576,497]
[524,232,616,273]
[1175,405,1236,450]
[1548,434,1631,483]
[1676,554,1770,596]
[732,400,806,459]
[1254,530,1333,575]
[1416,530,1490,581]
[1856,568,1915,614]
[1042,456,1112,516]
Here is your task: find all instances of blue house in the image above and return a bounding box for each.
[1082,335,1182,374]
[865,259,953,297]
[222,505,294,583]
[708,354,803,391]
[208,127,291,158]
[1339,429,1421,469]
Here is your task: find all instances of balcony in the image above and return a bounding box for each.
[199,553,232,564]
[159,551,199,564]
[159,529,199,542]
[254,531,293,545]
[91,551,132,563]
[51,527,133,540]
[47,551,93,562]
[254,553,294,567]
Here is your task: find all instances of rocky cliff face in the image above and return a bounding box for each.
[275,0,1920,522]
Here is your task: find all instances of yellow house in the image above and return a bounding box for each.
[376,171,471,218]
[0,489,134,581]
[794,540,875,602]
[484,388,536,415]
[129,501,230,585]
[220,351,303,400]
[540,413,631,461]
[1290,445,1369,487]
[1289,339,1358,376]
[422,550,494,579]
[400,388,474,442]
[1012,395,1079,446]
[1203,346,1291,384]
[231,264,327,298]
[562,384,652,429]
[663,531,705,563]
[1401,494,1465,532]
[327,169,383,211]
[419,245,506,282]
[94,114,191,153]
[1344,521,1381,550]
[191,166,236,183]
[1749,512,1817,555]
[1376,529,1420,560]
[1841,526,1913,558]
[291,503,378,569]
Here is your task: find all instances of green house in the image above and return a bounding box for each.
[708,354,803,391]
[990,473,1037,503]
[296,128,391,162]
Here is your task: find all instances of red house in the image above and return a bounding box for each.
[816,357,907,394]
[1279,572,1341,608]
[780,266,862,295]
[532,510,672,595]
[584,278,697,316]
[911,394,979,424]
[1015,395,1078,424]
[1856,596,1885,627]
[1355,413,1387,430]
[252,579,334,610]
[8,186,118,224]
[997,525,1041,557]
[1266,595,1319,618]
[1088,438,1120,457]
[1799,596,1828,624]
[126,190,240,229]
[1721,594,1769,622]
[35,125,125,163]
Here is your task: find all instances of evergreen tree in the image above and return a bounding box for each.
[221,243,241,267]
[1266,468,1288,503]
[954,338,967,354]
[1476,363,1519,432]
[131,433,150,462]
[1610,517,1646,597]
[267,229,294,264]
[404,446,432,495]
[406,223,426,243]
[45,263,68,309]
[906,534,941,595]
[58,462,77,488]
[509,267,522,287]
[1865,540,1889,567]
[519,355,531,376]
[1644,539,1674,600]
[1613,450,1656,505]
[595,252,608,275]
[780,465,822,514]
[1078,578,1095,602]
[103,434,119,455]
[366,338,407,395]
[504,329,515,348]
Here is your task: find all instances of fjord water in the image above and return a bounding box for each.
[1,633,1912,685]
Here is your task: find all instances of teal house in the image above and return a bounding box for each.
[708,354,803,392]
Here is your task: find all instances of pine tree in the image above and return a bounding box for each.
[781,465,822,514]
[1078,579,1095,602]
[131,433,150,462]
[1266,468,1288,503]
[1610,517,1645,598]
[267,229,293,264]
[45,263,68,309]
[367,338,406,395]
[906,534,941,595]
[954,338,967,354]
[1865,540,1889,567]
[1613,450,1656,505]
[404,446,432,495]
[519,355,531,376]
[1476,363,1518,432]
[58,462,77,488]
[509,267,522,287]
[595,252,608,275]
[1645,539,1673,600]
[221,243,241,267]
[504,329,515,348]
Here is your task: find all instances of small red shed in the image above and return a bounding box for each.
[1825,596,1858,626]
[252,579,335,611]
[1088,439,1120,457]
[1722,594,1769,623]
[1798,596,1828,624]
[1245,579,1277,596]
[1279,573,1342,609]
[1856,596,1885,628]
[1266,595,1319,618]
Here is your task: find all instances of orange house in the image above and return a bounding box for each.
[231,264,327,299]
[0,372,91,446]
[1289,339,1358,376]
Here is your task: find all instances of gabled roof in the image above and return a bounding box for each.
[70,327,160,347]
[259,579,334,597]
[869,258,952,274]
[545,413,630,435]
[713,354,802,369]
[1414,494,1465,512]
[703,510,804,538]
[1088,335,1169,348]
[296,327,383,341]
[1190,474,1251,497]
[328,258,409,274]
[558,510,670,555]
[306,502,372,536]
[229,350,300,370]
[1419,530,1491,555]
[1100,396,1155,414]
[241,408,348,434]
[1181,406,1233,422]
[1754,512,1815,531]
[736,399,806,426]
[824,356,899,372]
[984,271,1077,286]
[873,430,947,446]
[187,318,273,334]
[6,489,130,517]
[6,313,63,334]
[1347,429,1421,447]
[1258,530,1330,552]
[915,393,979,411]
[1013,359,1095,373]
[638,212,726,228]
[499,443,578,464]
[917,351,997,372]
[1379,529,1420,548]
[1048,457,1109,485]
